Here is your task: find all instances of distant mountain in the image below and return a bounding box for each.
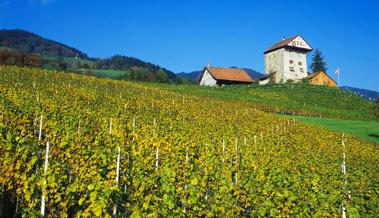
[0,29,179,83]
[341,86,378,101]
[177,67,263,83]
[0,29,89,59]
[176,70,202,81]
[230,67,263,80]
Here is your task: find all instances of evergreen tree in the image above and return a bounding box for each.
[310,48,327,73]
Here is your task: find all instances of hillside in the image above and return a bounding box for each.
[0,29,179,83]
[157,83,376,121]
[0,29,88,59]
[1,65,377,217]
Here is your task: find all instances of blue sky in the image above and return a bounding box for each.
[0,0,378,91]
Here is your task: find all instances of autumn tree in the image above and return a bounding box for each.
[24,53,42,67]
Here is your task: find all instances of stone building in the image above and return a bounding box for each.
[264,35,312,83]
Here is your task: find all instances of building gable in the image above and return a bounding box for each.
[286,36,312,50]
[264,34,312,54]
[199,69,217,86]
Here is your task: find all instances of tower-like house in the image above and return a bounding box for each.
[264,35,312,83]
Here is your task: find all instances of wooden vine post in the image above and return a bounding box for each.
[341,133,352,218]
[41,141,50,217]
[186,148,189,163]
[109,118,112,134]
[155,147,159,171]
[234,138,238,185]
[222,139,225,163]
[38,115,43,141]
[113,146,121,215]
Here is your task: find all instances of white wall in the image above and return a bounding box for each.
[258,78,270,85]
[199,70,217,86]
[283,49,308,82]
[264,48,284,83]
[265,48,308,83]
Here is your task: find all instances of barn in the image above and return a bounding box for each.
[308,71,337,87]
[198,66,254,86]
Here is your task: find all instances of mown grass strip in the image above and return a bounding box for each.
[286,115,379,143]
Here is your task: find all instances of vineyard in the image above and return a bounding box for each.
[158,83,375,121]
[0,66,378,217]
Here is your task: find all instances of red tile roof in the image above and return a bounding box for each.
[202,66,254,83]
[264,35,312,54]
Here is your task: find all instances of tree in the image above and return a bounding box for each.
[0,49,24,66]
[310,48,327,73]
[374,94,379,119]
[24,53,42,67]
[155,69,169,83]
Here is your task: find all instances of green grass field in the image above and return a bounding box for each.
[43,56,94,66]
[288,115,379,143]
[77,68,126,79]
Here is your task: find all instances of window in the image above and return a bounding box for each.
[298,62,302,66]
[289,67,295,72]
[289,60,294,64]
[300,68,304,73]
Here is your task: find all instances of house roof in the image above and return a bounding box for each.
[264,35,312,54]
[257,72,277,81]
[308,71,337,84]
[200,66,254,83]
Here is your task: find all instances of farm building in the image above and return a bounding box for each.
[308,71,337,87]
[264,35,312,83]
[257,72,277,85]
[198,66,254,86]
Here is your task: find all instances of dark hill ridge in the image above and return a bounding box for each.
[0,29,178,83]
[0,29,88,59]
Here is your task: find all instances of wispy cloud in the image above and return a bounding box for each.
[0,0,10,7]
[29,0,56,6]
